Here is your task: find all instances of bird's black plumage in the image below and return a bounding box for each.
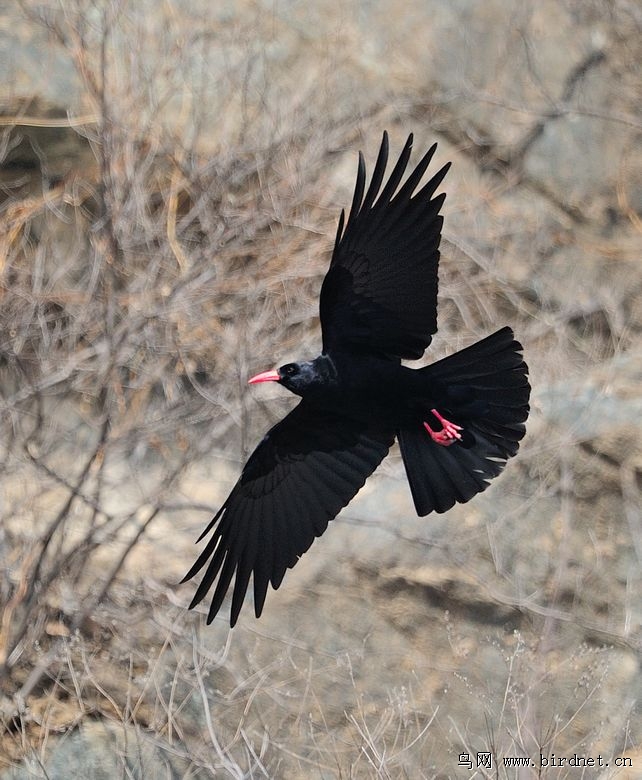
[183,401,393,624]
[320,133,448,359]
[183,132,530,626]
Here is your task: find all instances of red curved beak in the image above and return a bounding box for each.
[248,369,281,385]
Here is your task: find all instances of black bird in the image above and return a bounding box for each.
[183,132,530,626]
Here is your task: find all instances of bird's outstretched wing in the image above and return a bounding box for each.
[183,402,394,626]
[320,131,451,360]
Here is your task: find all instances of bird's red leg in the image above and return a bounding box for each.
[423,408,463,447]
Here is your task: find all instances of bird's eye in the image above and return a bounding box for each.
[282,364,298,377]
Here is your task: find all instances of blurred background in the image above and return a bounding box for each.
[0,1,640,777]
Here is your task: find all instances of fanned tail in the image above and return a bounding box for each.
[398,327,530,516]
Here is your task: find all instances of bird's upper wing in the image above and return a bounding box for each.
[320,132,451,360]
[183,401,394,626]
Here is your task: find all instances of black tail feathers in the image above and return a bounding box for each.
[398,327,530,516]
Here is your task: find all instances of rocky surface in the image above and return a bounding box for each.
[1,1,640,778]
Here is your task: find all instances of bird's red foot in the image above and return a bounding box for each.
[423,409,463,447]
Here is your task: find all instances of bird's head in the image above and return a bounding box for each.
[248,359,330,397]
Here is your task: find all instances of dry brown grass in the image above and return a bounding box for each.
[1,0,640,777]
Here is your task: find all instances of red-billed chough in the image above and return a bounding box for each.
[183,132,530,626]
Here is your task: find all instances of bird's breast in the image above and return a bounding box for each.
[312,354,417,424]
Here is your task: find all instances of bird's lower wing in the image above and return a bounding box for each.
[183,401,394,626]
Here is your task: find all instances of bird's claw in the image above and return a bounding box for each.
[423,409,463,447]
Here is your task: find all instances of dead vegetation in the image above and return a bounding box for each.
[0,0,640,777]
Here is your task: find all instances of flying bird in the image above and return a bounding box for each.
[183,132,530,626]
